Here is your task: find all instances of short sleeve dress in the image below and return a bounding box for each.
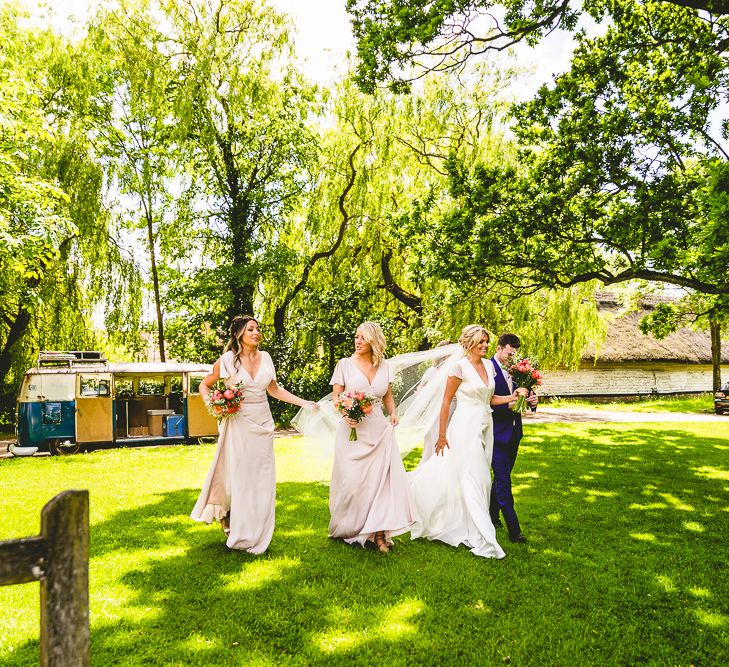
[328,357,414,547]
[190,350,277,553]
[409,357,505,558]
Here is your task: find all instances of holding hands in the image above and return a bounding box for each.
[342,415,358,429]
[341,410,396,427]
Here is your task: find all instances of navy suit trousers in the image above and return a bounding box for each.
[490,433,521,535]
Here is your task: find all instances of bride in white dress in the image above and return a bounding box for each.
[409,325,526,558]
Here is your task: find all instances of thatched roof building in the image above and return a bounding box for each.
[584,294,729,364]
[541,293,728,398]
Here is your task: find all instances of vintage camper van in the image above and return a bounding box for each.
[16,351,218,454]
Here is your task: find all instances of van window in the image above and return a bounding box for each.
[80,376,111,397]
[42,402,63,424]
[115,379,134,398]
[138,378,165,395]
[41,374,75,401]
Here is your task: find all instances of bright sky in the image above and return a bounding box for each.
[36,0,577,97]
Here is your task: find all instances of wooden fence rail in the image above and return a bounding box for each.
[0,490,89,666]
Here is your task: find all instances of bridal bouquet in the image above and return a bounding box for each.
[206,382,245,422]
[335,391,376,441]
[507,355,543,413]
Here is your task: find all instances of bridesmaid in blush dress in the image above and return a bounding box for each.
[191,315,318,553]
[329,321,414,553]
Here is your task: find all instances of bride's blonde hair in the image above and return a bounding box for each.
[357,321,386,366]
[459,324,490,352]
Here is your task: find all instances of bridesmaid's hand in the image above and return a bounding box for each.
[390,413,399,426]
[515,387,529,397]
[303,400,320,411]
[435,435,449,456]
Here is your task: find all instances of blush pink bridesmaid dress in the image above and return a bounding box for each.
[191,350,278,553]
[328,357,414,547]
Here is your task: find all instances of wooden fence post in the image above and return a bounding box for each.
[0,490,89,667]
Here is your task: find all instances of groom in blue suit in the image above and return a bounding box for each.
[490,333,537,543]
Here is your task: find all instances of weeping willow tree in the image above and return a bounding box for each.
[267,64,606,363]
[0,4,141,421]
[86,0,184,363]
[255,64,606,426]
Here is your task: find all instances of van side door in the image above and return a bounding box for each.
[76,373,114,443]
[185,373,217,438]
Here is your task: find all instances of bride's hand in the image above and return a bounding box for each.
[304,401,319,410]
[435,436,449,456]
[390,413,399,426]
[343,416,357,428]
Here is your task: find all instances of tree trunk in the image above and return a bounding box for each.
[222,137,256,321]
[0,306,32,385]
[230,284,255,320]
[710,318,722,392]
[145,206,166,362]
[228,217,255,319]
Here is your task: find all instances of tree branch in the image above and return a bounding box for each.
[273,142,363,338]
[380,249,423,314]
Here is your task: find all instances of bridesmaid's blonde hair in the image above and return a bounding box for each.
[459,324,490,352]
[357,321,386,366]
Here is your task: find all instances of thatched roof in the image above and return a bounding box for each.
[583,294,729,364]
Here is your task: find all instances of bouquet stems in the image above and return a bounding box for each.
[512,394,527,413]
[349,427,358,441]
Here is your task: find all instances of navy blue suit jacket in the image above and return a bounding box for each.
[490,356,523,446]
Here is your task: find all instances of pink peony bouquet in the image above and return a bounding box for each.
[335,391,376,441]
[507,355,543,413]
[206,382,245,422]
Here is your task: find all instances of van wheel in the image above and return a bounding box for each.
[49,439,81,455]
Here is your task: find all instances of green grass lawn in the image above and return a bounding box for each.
[546,394,716,414]
[1,423,728,666]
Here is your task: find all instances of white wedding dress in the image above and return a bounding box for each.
[409,357,505,559]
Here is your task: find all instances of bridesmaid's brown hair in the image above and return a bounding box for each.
[225,315,259,369]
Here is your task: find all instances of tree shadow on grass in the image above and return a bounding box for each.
[4,425,728,665]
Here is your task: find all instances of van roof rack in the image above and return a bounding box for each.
[38,351,108,367]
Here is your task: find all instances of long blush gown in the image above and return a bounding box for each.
[409,357,505,559]
[191,350,277,553]
[329,357,414,547]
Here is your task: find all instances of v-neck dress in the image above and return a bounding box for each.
[191,350,277,553]
[328,357,414,546]
[409,357,505,558]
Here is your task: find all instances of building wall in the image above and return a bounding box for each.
[541,363,729,397]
